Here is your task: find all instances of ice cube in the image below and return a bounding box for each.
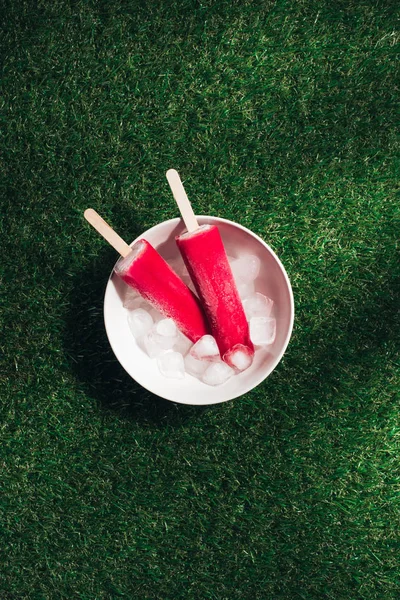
[237,281,255,299]
[157,351,185,379]
[243,293,274,320]
[143,330,166,358]
[230,255,261,284]
[173,332,193,356]
[249,317,276,346]
[224,344,253,372]
[202,361,234,386]
[143,327,176,358]
[184,353,211,378]
[156,318,177,337]
[190,335,220,361]
[155,331,177,350]
[127,308,154,339]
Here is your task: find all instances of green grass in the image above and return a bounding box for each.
[1,0,399,597]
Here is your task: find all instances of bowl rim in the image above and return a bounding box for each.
[103,215,295,405]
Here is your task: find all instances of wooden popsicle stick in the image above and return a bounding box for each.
[166,169,199,232]
[84,208,132,257]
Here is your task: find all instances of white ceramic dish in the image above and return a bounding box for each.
[104,216,294,405]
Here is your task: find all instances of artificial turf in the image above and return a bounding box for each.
[1,0,399,597]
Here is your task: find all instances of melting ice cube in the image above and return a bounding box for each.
[143,327,176,358]
[190,335,220,361]
[243,293,274,320]
[202,362,234,386]
[156,318,177,337]
[157,351,185,379]
[236,281,255,300]
[224,344,253,372]
[184,353,211,378]
[143,330,166,358]
[249,317,276,346]
[230,255,261,284]
[127,308,154,339]
[173,332,193,356]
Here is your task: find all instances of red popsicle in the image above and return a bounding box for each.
[84,209,209,343]
[114,239,209,342]
[166,170,254,371]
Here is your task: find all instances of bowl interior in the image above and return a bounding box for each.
[104,216,294,405]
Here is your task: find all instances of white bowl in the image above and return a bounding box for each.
[104,216,294,405]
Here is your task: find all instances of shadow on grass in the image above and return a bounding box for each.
[63,245,210,427]
[269,251,400,419]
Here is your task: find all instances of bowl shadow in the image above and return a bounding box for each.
[63,245,210,426]
[267,258,400,421]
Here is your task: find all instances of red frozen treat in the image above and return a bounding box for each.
[115,239,209,343]
[176,224,254,370]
